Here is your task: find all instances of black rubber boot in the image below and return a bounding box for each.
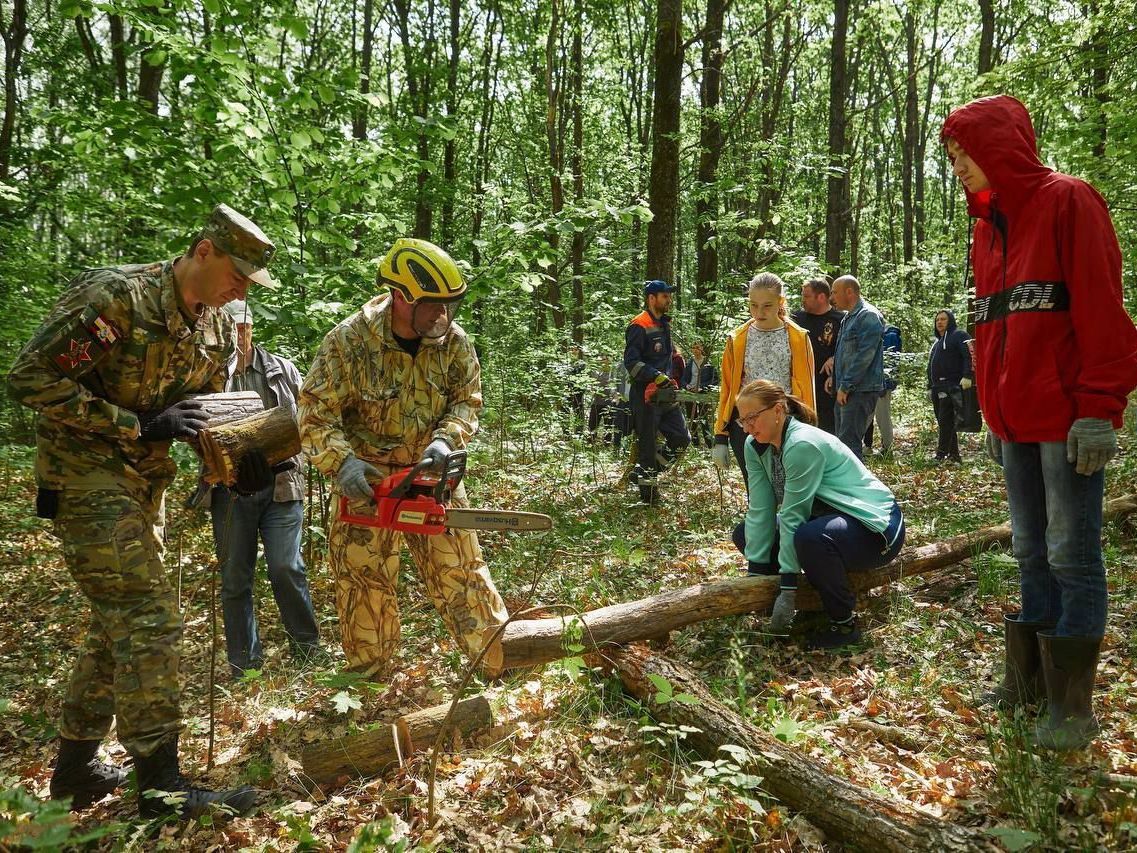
[985,613,1053,709]
[134,735,257,819]
[1033,633,1102,752]
[49,738,129,810]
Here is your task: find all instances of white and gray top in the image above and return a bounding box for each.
[743,324,791,392]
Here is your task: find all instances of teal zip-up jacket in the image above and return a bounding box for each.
[744,417,902,577]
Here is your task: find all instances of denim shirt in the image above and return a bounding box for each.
[833,297,885,393]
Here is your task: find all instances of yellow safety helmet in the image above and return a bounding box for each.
[378,238,466,303]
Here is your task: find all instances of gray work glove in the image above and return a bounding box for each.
[338,455,380,501]
[419,438,453,473]
[711,443,731,471]
[985,429,1003,466]
[1066,417,1117,476]
[768,589,797,635]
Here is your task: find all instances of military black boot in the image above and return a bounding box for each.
[134,735,257,819]
[985,613,1053,709]
[1033,633,1102,752]
[49,738,129,810]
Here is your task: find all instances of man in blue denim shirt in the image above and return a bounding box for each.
[829,276,884,460]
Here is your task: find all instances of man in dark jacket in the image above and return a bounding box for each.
[793,278,845,434]
[943,95,1137,751]
[926,309,972,463]
[623,280,690,504]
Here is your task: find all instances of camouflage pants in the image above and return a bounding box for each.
[327,482,508,674]
[53,487,182,757]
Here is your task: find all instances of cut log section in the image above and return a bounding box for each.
[184,390,265,428]
[482,495,1137,675]
[609,646,997,851]
[300,695,494,789]
[198,405,301,486]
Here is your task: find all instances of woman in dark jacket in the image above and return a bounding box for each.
[927,309,973,462]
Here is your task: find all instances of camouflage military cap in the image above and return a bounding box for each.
[199,204,278,288]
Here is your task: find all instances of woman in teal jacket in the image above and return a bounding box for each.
[732,379,905,648]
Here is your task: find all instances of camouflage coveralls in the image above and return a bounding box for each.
[6,261,231,757]
[298,296,508,673]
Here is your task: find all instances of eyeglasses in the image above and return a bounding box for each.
[735,404,777,430]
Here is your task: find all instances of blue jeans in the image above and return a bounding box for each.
[1000,440,1107,638]
[211,487,320,675]
[834,391,880,461]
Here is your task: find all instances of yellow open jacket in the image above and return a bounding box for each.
[714,318,816,438]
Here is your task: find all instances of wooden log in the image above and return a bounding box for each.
[609,645,997,852]
[300,695,494,788]
[198,405,301,486]
[184,390,265,428]
[483,494,1137,674]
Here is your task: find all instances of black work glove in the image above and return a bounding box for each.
[138,400,209,441]
[418,438,453,473]
[234,450,275,495]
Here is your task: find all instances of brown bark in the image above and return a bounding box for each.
[977,0,995,74]
[109,13,128,100]
[185,391,265,426]
[644,0,683,282]
[693,0,723,333]
[824,0,850,268]
[197,406,300,486]
[608,647,998,851]
[300,695,494,788]
[352,0,375,140]
[483,495,1137,674]
[0,0,27,181]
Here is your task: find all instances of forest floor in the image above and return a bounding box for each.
[2,396,1137,851]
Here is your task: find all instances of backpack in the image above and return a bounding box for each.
[882,325,902,352]
[881,325,901,391]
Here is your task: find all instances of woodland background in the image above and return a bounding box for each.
[2,0,1137,850]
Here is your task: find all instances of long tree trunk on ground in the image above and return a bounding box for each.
[481,495,1137,673]
[693,0,723,333]
[0,0,28,181]
[824,0,851,268]
[569,0,585,344]
[644,0,683,282]
[608,647,998,851]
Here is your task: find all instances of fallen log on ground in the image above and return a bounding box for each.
[300,695,494,788]
[483,495,1137,675]
[609,645,996,852]
[198,405,301,486]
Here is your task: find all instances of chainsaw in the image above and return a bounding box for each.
[338,449,552,536]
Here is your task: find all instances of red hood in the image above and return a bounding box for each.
[941,95,1053,218]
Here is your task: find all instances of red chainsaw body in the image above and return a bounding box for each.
[337,465,454,536]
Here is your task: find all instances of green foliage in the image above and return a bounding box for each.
[0,780,121,849]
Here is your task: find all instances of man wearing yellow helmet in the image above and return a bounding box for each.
[298,239,507,677]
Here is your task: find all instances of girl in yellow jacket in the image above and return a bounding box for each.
[713,273,816,488]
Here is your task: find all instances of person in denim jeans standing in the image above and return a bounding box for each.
[828,276,885,461]
[943,95,1137,751]
[198,300,321,678]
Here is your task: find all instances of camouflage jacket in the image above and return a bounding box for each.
[6,260,233,491]
[298,295,481,478]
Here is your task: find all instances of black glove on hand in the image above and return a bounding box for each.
[419,438,453,472]
[138,400,209,441]
[234,450,273,495]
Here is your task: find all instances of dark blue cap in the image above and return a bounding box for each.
[643,279,676,295]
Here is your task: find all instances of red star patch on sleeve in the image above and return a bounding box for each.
[55,338,93,370]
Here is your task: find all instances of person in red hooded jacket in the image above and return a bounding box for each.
[942,95,1137,751]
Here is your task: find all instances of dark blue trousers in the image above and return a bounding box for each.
[629,385,690,473]
[734,506,905,621]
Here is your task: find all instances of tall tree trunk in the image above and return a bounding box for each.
[977,0,995,73]
[470,2,501,271]
[441,0,459,243]
[693,0,723,333]
[569,0,585,344]
[1086,0,1109,160]
[394,0,436,239]
[352,0,374,139]
[138,47,165,114]
[0,0,28,181]
[644,0,683,282]
[543,0,566,329]
[824,0,850,268]
[109,13,128,100]
[900,10,917,267]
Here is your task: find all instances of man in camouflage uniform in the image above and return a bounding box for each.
[6,205,277,818]
[299,238,508,678]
